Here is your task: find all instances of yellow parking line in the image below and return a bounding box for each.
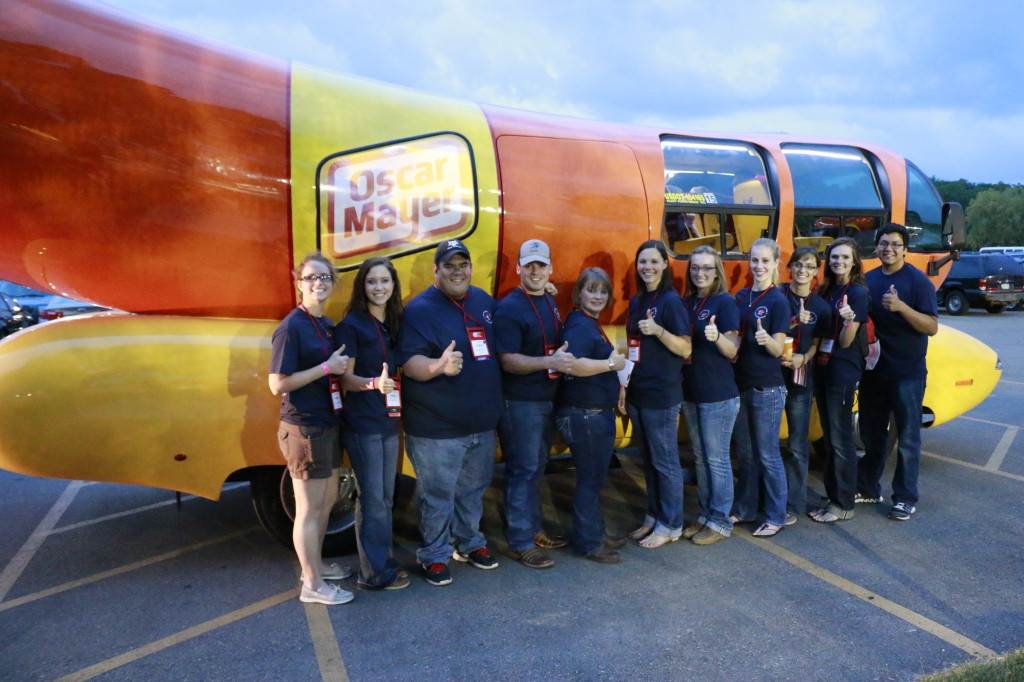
[303,601,350,682]
[53,589,296,682]
[0,528,259,613]
[734,528,997,659]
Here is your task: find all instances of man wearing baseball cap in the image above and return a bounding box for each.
[397,239,504,586]
[494,238,575,569]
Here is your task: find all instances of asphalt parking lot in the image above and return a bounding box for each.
[1,311,1021,681]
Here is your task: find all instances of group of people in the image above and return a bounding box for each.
[268,222,938,606]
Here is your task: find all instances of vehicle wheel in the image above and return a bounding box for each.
[250,465,358,555]
[944,290,968,315]
[986,304,1005,314]
[852,411,898,458]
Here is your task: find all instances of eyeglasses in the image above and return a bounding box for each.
[791,263,818,271]
[878,241,904,250]
[690,266,716,273]
[299,274,333,283]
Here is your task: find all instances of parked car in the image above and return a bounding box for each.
[0,281,109,321]
[938,252,1024,315]
[0,292,34,337]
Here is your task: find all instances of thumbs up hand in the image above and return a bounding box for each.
[441,340,463,376]
[326,344,349,375]
[377,362,395,394]
[882,284,901,312]
[550,340,575,373]
[608,348,626,372]
[798,297,811,324]
[754,317,771,346]
[638,309,661,337]
[704,314,720,342]
[839,294,854,322]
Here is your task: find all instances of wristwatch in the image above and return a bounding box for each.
[608,358,615,371]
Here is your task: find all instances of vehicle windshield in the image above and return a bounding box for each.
[905,161,945,252]
[0,281,43,298]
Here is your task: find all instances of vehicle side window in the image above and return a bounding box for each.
[905,162,945,252]
[783,143,887,259]
[660,137,774,259]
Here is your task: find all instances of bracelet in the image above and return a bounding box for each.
[658,328,664,339]
[320,362,330,375]
[842,321,853,328]
[366,377,377,390]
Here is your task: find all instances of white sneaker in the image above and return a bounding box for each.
[300,583,354,605]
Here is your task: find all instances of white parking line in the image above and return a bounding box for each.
[961,416,1022,429]
[924,450,1024,483]
[985,427,1020,472]
[0,480,84,603]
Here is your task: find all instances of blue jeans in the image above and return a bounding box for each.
[555,407,616,555]
[681,398,740,536]
[498,400,555,552]
[627,402,684,536]
[857,375,926,505]
[815,382,858,515]
[732,386,788,526]
[405,431,497,565]
[782,385,813,515]
[344,431,400,587]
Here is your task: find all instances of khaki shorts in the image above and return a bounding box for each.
[277,422,341,480]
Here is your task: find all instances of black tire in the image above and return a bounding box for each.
[945,289,968,315]
[250,465,358,555]
[986,304,1005,314]
[852,410,898,458]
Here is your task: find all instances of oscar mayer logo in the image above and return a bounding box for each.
[323,134,474,261]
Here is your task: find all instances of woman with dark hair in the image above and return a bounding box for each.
[338,256,409,590]
[269,252,354,605]
[624,240,692,548]
[556,267,628,563]
[780,246,832,525]
[809,237,869,523]
[731,237,791,538]
[679,246,741,546]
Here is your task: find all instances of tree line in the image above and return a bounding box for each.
[932,179,1024,249]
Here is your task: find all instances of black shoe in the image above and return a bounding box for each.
[584,548,621,564]
[602,535,628,550]
[509,546,554,569]
[422,562,452,586]
[452,547,499,570]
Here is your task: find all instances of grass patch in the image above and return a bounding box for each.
[920,647,1024,681]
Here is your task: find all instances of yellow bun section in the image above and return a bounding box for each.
[923,323,1001,428]
[0,314,282,499]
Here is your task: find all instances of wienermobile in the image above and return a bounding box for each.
[0,0,1001,547]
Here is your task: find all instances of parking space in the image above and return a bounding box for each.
[0,313,1021,681]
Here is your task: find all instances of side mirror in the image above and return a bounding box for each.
[929,202,966,276]
[942,202,966,251]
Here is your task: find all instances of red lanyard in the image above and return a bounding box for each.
[369,314,391,368]
[437,286,484,336]
[739,285,774,338]
[628,290,661,333]
[692,295,709,319]
[574,307,611,347]
[300,305,333,361]
[785,288,804,349]
[520,286,561,349]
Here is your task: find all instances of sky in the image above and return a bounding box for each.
[99,0,1024,185]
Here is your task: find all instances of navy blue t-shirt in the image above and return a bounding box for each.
[397,285,503,438]
[814,283,868,388]
[338,311,400,435]
[493,287,563,402]
[864,263,937,381]
[733,285,790,390]
[682,292,740,404]
[558,309,619,409]
[626,290,691,409]
[269,307,341,427]
[781,284,833,392]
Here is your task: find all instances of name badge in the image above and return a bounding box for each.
[545,344,561,379]
[819,338,835,354]
[386,377,402,418]
[468,327,491,360]
[329,376,343,413]
[628,335,641,363]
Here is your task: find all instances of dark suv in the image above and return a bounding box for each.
[938,252,1024,315]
